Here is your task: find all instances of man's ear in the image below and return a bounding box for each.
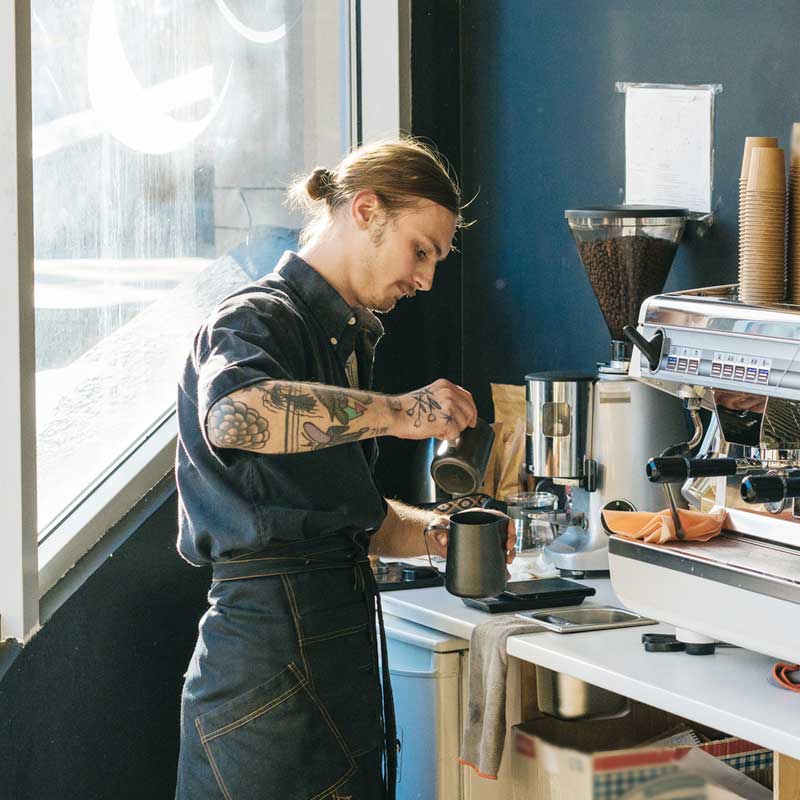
[351,190,383,230]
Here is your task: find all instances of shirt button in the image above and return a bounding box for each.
[348,317,356,325]
[330,337,338,346]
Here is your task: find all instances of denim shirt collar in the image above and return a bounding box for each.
[276,251,383,359]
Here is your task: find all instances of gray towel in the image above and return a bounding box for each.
[459,617,544,779]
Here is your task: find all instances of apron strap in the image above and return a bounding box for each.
[364,564,397,800]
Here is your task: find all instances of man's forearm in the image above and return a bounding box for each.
[369,499,440,558]
[207,380,403,454]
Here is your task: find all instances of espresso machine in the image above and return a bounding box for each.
[525,207,690,576]
[611,285,800,660]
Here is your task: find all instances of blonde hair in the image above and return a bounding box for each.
[288,137,464,245]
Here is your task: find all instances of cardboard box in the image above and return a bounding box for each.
[510,712,772,800]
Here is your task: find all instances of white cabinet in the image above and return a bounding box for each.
[384,613,467,800]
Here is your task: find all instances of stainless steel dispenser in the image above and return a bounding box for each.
[525,373,594,483]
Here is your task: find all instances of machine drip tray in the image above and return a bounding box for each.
[609,533,800,605]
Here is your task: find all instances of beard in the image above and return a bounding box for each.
[358,239,396,312]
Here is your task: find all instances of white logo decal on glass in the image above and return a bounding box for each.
[87,0,232,155]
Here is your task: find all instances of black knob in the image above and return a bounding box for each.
[685,458,739,479]
[623,326,664,372]
[647,456,689,483]
[741,472,800,504]
[646,457,739,483]
[741,475,785,504]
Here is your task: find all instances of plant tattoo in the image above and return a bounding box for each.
[259,383,318,415]
[406,388,442,428]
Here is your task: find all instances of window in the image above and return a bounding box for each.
[31,1,353,537]
[0,0,360,642]
[3,0,405,643]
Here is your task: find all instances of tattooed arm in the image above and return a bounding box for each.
[369,498,516,563]
[206,377,478,455]
[369,499,447,558]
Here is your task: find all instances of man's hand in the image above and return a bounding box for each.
[389,379,478,441]
[425,510,516,565]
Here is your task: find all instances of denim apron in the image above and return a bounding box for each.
[175,533,396,799]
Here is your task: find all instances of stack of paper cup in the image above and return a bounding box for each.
[740,145,787,303]
[739,136,779,294]
[789,124,800,303]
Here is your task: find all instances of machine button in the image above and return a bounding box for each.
[666,356,678,370]
[677,357,688,372]
[745,367,758,382]
[688,359,699,374]
[734,365,746,380]
[711,362,722,377]
[722,363,734,378]
[758,369,770,384]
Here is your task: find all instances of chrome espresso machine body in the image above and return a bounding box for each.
[612,285,800,661]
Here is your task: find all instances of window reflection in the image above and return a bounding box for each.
[32,0,350,533]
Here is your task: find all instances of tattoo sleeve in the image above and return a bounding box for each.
[207,380,397,455]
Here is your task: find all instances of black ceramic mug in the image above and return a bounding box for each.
[425,509,509,598]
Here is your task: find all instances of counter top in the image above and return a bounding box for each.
[381,579,800,760]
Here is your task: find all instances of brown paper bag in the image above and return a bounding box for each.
[477,384,526,499]
[478,421,503,498]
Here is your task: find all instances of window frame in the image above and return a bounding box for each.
[1,0,406,644]
[1,0,38,643]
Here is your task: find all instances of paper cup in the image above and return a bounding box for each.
[748,148,787,193]
[741,136,780,180]
[791,124,800,169]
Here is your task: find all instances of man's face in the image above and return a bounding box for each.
[355,200,458,313]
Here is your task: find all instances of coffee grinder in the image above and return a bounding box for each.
[525,206,690,575]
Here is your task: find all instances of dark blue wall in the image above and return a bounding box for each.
[0,482,209,799]
[460,0,800,417]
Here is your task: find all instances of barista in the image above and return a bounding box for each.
[174,138,516,799]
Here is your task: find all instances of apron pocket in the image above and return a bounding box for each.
[305,626,383,756]
[195,662,356,800]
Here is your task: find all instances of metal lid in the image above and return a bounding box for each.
[565,205,688,219]
[525,371,596,382]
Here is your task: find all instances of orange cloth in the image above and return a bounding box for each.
[602,507,728,544]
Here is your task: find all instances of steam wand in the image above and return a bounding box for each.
[654,398,704,540]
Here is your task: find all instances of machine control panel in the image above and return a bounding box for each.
[660,345,773,387]
[629,320,800,400]
[707,351,771,386]
[664,347,701,376]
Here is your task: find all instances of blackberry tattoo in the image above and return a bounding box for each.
[209,396,270,447]
[406,387,443,428]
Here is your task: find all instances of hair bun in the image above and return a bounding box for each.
[307,168,336,202]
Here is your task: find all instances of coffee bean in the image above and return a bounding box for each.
[577,235,678,340]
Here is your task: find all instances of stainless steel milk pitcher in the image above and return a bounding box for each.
[429,418,495,496]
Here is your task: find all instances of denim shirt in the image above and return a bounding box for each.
[176,252,388,565]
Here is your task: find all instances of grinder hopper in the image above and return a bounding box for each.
[565,206,688,363]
